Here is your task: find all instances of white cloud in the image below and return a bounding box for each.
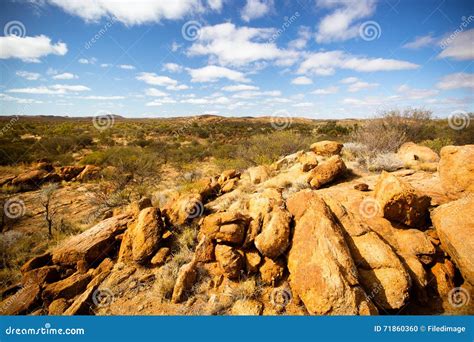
[42,0,220,25]
[188,65,250,82]
[298,51,419,75]
[78,57,97,64]
[181,96,231,105]
[396,84,438,99]
[340,76,359,84]
[100,63,112,67]
[315,0,377,43]
[311,86,338,95]
[402,34,436,49]
[0,94,43,104]
[232,90,281,99]
[7,84,90,95]
[0,35,67,62]
[347,81,379,92]
[162,63,183,73]
[16,71,41,80]
[136,72,178,86]
[79,95,125,100]
[187,22,299,67]
[436,73,474,90]
[145,88,168,97]
[438,29,474,61]
[292,102,313,107]
[146,100,163,107]
[288,26,311,50]
[241,0,273,22]
[291,76,313,85]
[118,64,135,70]
[52,72,77,80]
[221,84,259,92]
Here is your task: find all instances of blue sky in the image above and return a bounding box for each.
[0,0,473,119]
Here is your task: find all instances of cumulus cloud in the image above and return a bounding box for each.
[221,84,259,92]
[188,65,250,82]
[79,95,125,100]
[78,57,97,64]
[16,71,41,80]
[0,94,43,104]
[241,0,273,22]
[311,86,339,95]
[438,29,474,61]
[136,72,188,90]
[145,88,169,97]
[402,34,436,49]
[298,51,419,75]
[0,35,67,62]
[118,64,135,70]
[340,76,359,84]
[315,0,377,43]
[291,76,313,85]
[7,84,90,95]
[187,22,299,67]
[162,63,183,73]
[41,0,220,25]
[288,26,311,50]
[52,72,77,80]
[436,72,474,90]
[347,81,379,92]
[231,90,281,99]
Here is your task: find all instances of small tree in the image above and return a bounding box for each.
[41,184,58,238]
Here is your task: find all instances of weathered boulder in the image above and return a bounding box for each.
[59,165,85,181]
[75,165,101,182]
[33,161,54,172]
[254,207,291,259]
[43,272,92,300]
[259,257,285,285]
[131,207,163,263]
[21,266,61,286]
[310,140,343,156]
[193,236,214,263]
[48,298,70,315]
[272,151,304,171]
[0,284,41,315]
[298,151,319,172]
[200,211,249,245]
[11,169,49,188]
[438,145,474,199]
[230,299,263,315]
[63,286,96,315]
[431,259,456,297]
[215,244,243,279]
[374,171,431,227]
[221,178,239,193]
[432,195,474,285]
[162,193,204,226]
[287,193,377,315]
[247,165,270,184]
[307,155,346,189]
[397,142,439,167]
[218,169,239,185]
[324,197,411,310]
[244,250,262,273]
[150,247,171,266]
[21,252,52,273]
[52,214,132,267]
[171,262,197,303]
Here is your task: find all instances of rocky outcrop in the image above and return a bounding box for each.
[254,207,291,259]
[75,165,101,182]
[127,207,163,264]
[310,140,343,156]
[287,192,377,315]
[374,172,431,227]
[162,193,204,226]
[52,214,132,267]
[215,244,243,279]
[0,284,41,315]
[307,155,346,189]
[432,196,474,285]
[200,212,249,245]
[438,145,474,199]
[171,262,197,303]
[397,142,439,168]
